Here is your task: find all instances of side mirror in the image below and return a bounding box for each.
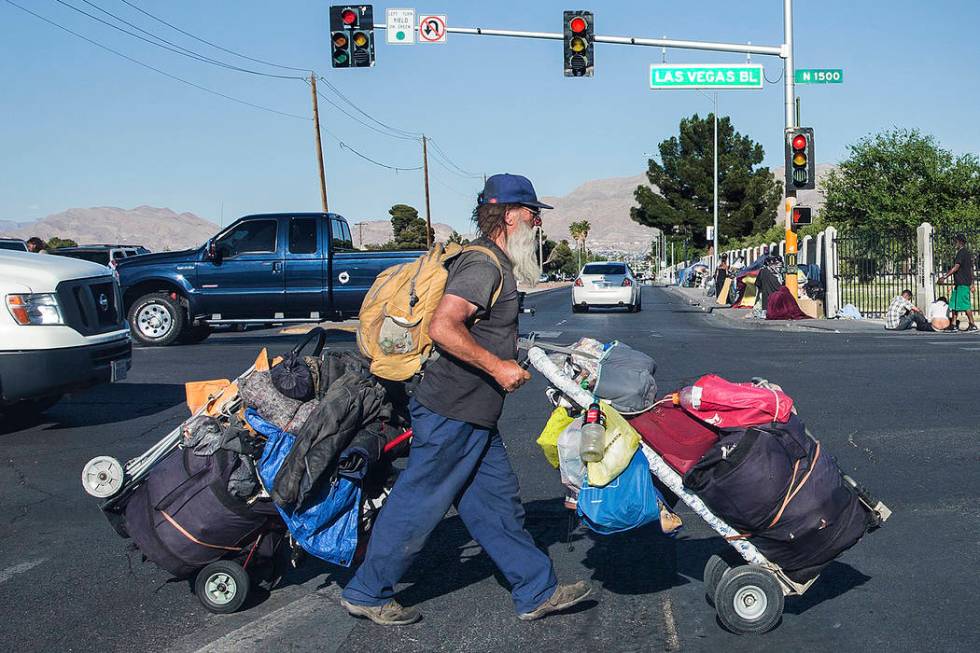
[206,239,223,264]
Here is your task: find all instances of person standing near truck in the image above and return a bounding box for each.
[340,174,592,625]
[937,234,977,332]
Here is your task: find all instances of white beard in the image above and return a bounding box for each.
[507,220,539,287]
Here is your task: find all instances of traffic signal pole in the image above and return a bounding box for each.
[375,0,800,285]
[783,0,799,299]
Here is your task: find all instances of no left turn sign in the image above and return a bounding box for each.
[418,15,447,43]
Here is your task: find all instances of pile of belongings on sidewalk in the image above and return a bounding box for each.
[172,329,411,569]
[535,338,882,582]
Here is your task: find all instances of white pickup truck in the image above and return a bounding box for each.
[0,250,132,414]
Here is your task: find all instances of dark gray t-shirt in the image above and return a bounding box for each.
[414,238,518,429]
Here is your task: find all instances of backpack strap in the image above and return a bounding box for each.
[460,244,505,311]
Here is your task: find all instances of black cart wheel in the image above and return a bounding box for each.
[714,565,784,635]
[703,554,731,603]
[195,560,250,614]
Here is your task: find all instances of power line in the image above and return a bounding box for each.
[316,125,422,172]
[4,0,309,120]
[118,0,309,73]
[51,0,304,80]
[426,138,484,178]
[317,75,422,139]
[314,86,420,142]
[428,170,479,199]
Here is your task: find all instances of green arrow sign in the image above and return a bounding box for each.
[795,69,844,84]
[649,64,764,89]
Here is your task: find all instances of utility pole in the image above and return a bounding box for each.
[422,134,433,249]
[356,221,364,248]
[310,73,328,213]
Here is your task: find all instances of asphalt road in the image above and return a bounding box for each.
[2,287,977,652]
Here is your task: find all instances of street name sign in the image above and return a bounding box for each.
[650,64,764,89]
[795,69,844,84]
[419,15,447,43]
[386,8,415,45]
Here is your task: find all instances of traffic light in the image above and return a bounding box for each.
[330,5,375,68]
[563,10,594,77]
[792,206,813,226]
[785,127,815,190]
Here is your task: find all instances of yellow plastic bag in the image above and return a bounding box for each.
[536,407,575,469]
[586,402,641,487]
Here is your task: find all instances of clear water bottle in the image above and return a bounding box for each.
[672,385,702,411]
[580,401,606,463]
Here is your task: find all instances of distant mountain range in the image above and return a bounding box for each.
[0,206,216,251]
[1,165,834,254]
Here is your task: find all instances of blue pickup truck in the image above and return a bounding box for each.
[116,212,420,346]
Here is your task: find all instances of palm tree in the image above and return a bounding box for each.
[569,220,591,269]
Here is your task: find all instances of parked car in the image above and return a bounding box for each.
[0,238,28,252]
[571,261,641,313]
[115,212,424,346]
[49,244,148,270]
[0,250,132,415]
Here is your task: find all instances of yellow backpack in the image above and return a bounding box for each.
[357,242,502,381]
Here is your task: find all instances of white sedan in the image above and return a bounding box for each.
[571,262,641,313]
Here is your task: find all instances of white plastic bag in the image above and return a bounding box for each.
[557,417,586,491]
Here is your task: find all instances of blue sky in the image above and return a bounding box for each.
[1,0,977,233]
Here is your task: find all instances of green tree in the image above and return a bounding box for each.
[822,128,980,233]
[389,204,433,249]
[632,113,781,248]
[547,240,578,277]
[45,236,78,249]
[447,230,469,245]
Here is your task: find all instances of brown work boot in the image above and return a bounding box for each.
[518,581,593,621]
[340,598,421,626]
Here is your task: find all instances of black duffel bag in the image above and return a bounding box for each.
[123,447,280,578]
[684,416,872,582]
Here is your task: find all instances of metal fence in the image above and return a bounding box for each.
[833,230,917,317]
[931,227,980,310]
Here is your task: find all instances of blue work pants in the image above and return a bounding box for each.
[342,399,557,614]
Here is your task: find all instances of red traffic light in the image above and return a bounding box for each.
[569,16,587,33]
[792,134,807,151]
[341,8,357,25]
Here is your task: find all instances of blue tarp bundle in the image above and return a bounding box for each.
[247,409,360,567]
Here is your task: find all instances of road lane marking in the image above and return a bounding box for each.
[959,347,980,351]
[556,320,567,326]
[660,594,681,651]
[0,558,46,585]
[193,588,352,653]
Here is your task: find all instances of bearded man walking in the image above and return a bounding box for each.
[341,174,592,625]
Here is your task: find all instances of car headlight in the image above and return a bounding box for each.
[6,293,64,325]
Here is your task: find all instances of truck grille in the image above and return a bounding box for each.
[56,276,125,336]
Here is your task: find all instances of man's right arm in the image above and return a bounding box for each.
[428,294,530,392]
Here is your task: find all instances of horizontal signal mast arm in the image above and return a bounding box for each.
[373,24,785,57]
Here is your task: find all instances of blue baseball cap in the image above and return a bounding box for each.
[479,173,553,210]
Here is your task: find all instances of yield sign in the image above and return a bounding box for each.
[418,15,447,43]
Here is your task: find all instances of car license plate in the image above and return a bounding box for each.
[111,359,128,383]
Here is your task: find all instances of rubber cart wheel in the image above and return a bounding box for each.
[81,455,125,499]
[703,554,731,604]
[714,565,784,635]
[195,560,250,614]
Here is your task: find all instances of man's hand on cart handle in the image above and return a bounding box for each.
[493,359,531,392]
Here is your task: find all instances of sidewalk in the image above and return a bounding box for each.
[663,285,886,334]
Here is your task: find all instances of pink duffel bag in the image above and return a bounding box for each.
[673,374,794,429]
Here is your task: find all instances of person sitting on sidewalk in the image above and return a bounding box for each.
[926,296,951,331]
[885,290,933,332]
[936,234,977,332]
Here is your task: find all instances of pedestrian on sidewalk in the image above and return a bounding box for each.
[884,290,933,332]
[714,254,730,301]
[926,295,951,331]
[340,174,592,626]
[937,234,977,332]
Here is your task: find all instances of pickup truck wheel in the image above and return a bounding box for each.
[178,323,212,345]
[129,293,184,347]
